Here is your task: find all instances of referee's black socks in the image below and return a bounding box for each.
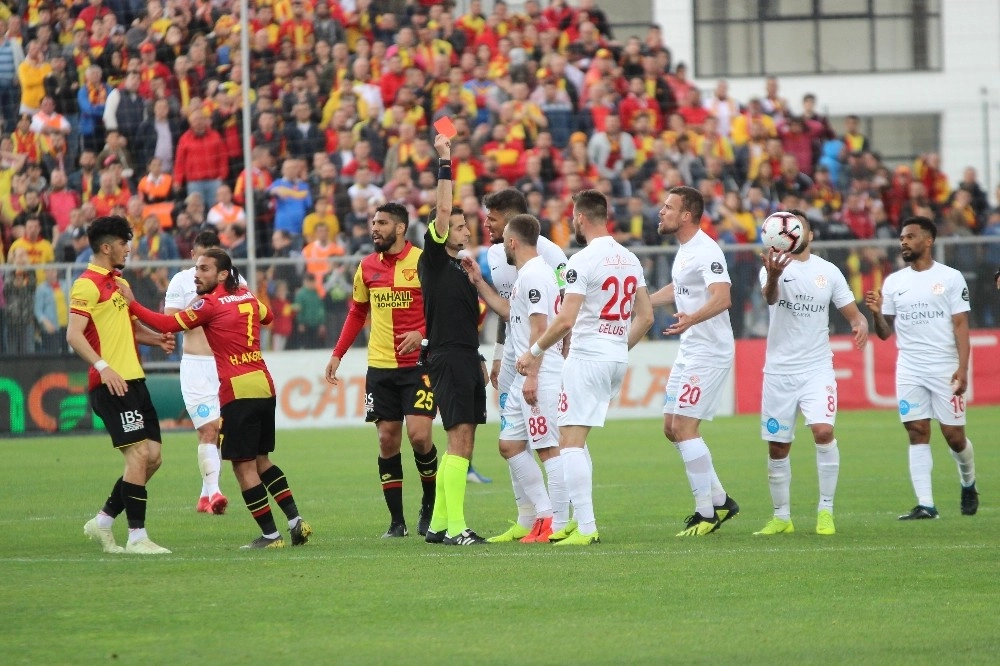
[260,465,300,521]
[379,454,405,525]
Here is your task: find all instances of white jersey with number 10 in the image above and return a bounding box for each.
[563,236,646,363]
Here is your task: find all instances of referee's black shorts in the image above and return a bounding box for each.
[219,397,277,461]
[428,350,486,430]
[90,379,162,448]
[365,366,438,423]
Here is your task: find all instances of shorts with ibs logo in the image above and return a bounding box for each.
[120,410,145,433]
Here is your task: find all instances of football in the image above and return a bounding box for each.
[761,211,805,253]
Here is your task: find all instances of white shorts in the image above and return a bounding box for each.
[180,354,221,428]
[897,375,967,426]
[760,369,837,443]
[558,358,627,428]
[500,375,560,449]
[497,355,517,410]
[663,362,730,421]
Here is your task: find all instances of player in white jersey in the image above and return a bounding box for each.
[756,211,868,537]
[463,214,568,543]
[163,230,235,514]
[649,186,740,536]
[865,216,978,520]
[516,190,654,545]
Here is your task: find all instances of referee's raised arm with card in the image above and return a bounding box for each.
[418,131,488,546]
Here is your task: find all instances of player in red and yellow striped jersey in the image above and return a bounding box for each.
[127,249,312,550]
[325,202,439,538]
[67,215,176,555]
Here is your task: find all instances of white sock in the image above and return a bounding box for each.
[767,456,791,520]
[950,439,976,487]
[96,512,114,529]
[198,443,221,496]
[509,450,552,517]
[264,530,280,539]
[583,444,593,472]
[676,438,714,518]
[708,451,727,506]
[127,527,147,544]
[288,517,301,529]
[909,443,934,507]
[562,447,596,535]
[816,439,840,513]
[543,455,569,531]
[508,465,535,529]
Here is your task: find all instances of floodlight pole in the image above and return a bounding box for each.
[240,0,258,292]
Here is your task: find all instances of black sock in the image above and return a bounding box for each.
[413,446,438,507]
[101,477,125,518]
[241,483,278,535]
[378,454,405,524]
[260,465,299,521]
[120,481,147,530]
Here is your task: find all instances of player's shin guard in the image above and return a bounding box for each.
[198,442,221,496]
[242,483,278,535]
[562,447,595,534]
[543,455,569,531]
[101,476,126,520]
[677,438,714,518]
[767,457,792,520]
[413,445,438,507]
[121,481,147,529]
[816,440,839,512]
[260,465,299,521]
[951,439,976,487]
[378,453,405,525]
[908,443,934,508]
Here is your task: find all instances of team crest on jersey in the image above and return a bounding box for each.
[932,283,945,295]
[826,385,834,394]
[565,269,578,284]
[688,375,700,385]
[402,269,417,281]
[422,374,431,388]
[677,257,689,270]
[191,299,206,310]
[710,262,723,274]
[531,404,541,416]
[528,289,541,303]
[962,287,969,301]
[814,275,828,288]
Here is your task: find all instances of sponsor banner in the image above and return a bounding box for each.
[0,356,100,434]
[267,341,729,430]
[734,330,1000,414]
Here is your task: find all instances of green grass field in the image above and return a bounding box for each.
[2,408,998,665]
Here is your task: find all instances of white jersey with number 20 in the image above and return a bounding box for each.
[563,236,646,363]
[671,230,734,367]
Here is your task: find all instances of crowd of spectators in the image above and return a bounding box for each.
[1,0,1000,356]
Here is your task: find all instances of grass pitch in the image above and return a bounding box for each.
[2,408,999,665]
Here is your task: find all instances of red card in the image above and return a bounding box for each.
[434,116,457,139]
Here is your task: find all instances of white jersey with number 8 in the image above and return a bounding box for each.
[563,236,646,363]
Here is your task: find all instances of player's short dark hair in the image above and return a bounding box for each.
[667,185,705,222]
[375,201,409,230]
[193,229,221,249]
[571,189,608,224]
[507,214,540,247]
[482,188,528,219]
[789,208,810,231]
[88,215,132,252]
[202,247,241,292]
[902,215,937,240]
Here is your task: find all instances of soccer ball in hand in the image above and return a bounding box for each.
[761,212,804,253]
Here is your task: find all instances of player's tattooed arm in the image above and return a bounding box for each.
[863,289,894,340]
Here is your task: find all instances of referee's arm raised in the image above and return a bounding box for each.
[430,133,452,243]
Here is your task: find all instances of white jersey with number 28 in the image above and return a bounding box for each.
[563,236,646,363]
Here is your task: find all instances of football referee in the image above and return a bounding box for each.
[419,133,488,546]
